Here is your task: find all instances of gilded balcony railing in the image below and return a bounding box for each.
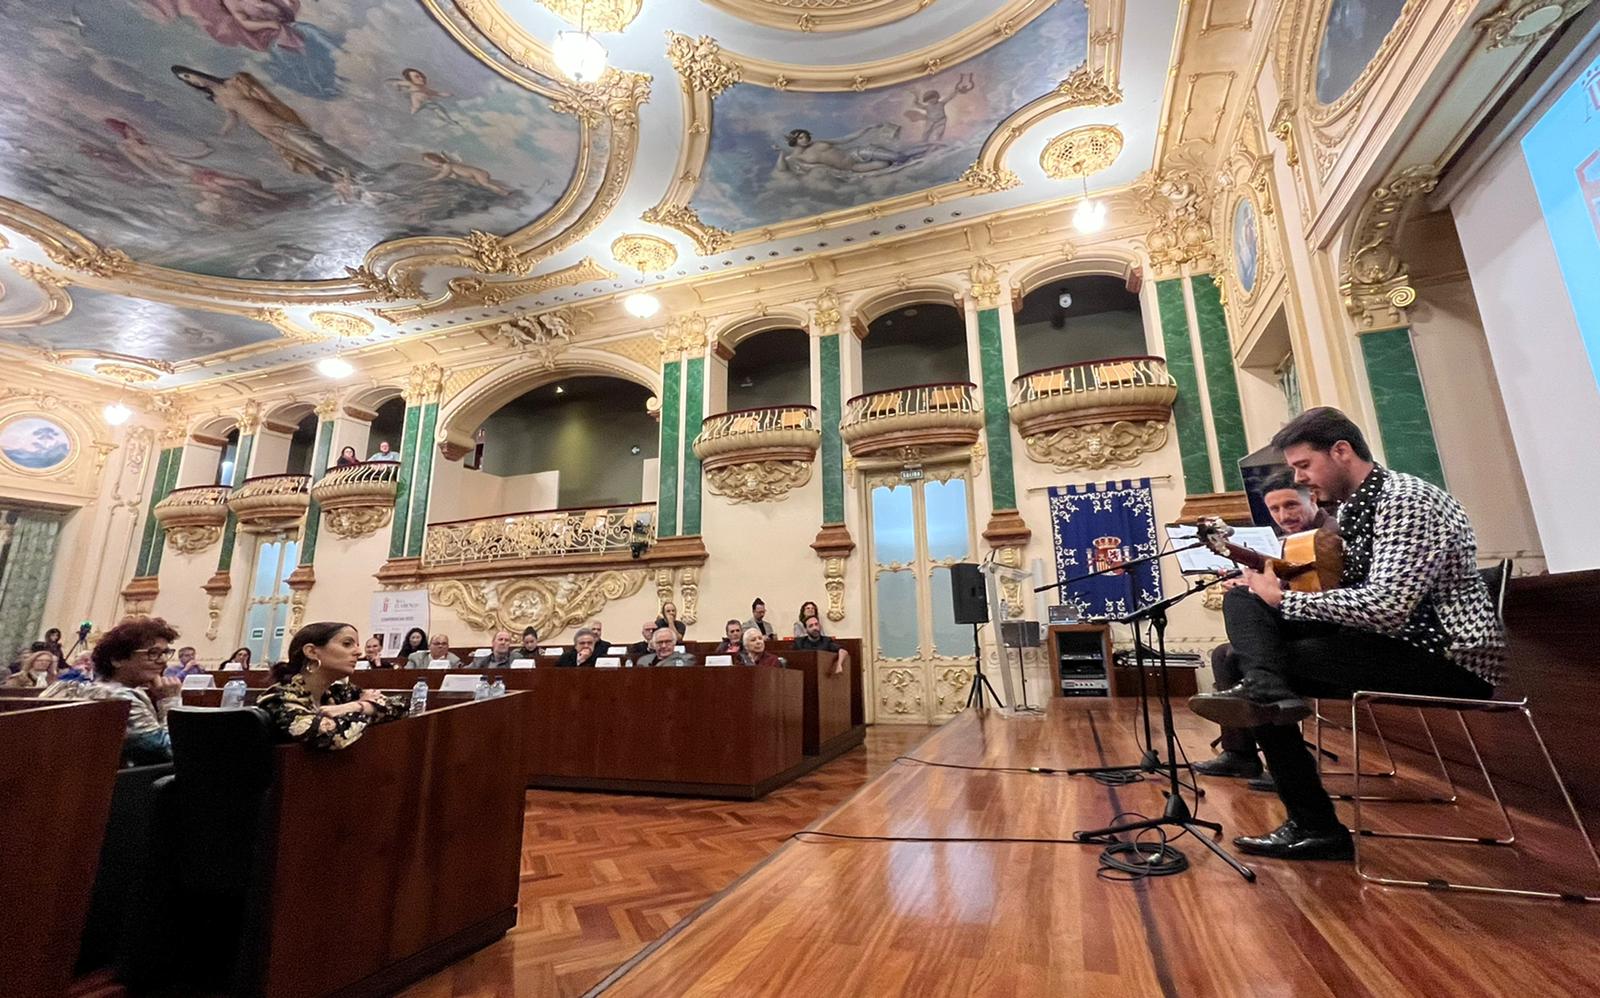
[226,474,312,532]
[693,406,821,503]
[311,461,401,540]
[423,502,657,567]
[838,382,984,457]
[153,484,231,554]
[1009,357,1178,470]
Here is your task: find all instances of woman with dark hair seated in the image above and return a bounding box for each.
[221,647,252,671]
[792,600,823,638]
[398,627,428,663]
[257,622,407,750]
[42,617,183,765]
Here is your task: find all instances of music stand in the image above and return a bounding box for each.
[982,559,1040,713]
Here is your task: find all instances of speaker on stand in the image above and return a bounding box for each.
[950,563,1002,708]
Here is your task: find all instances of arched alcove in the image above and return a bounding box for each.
[860,303,969,394]
[365,398,406,459]
[726,327,811,410]
[1013,274,1146,374]
[177,415,239,488]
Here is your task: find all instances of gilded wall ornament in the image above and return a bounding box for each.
[655,567,675,609]
[1340,164,1439,331]
[164,523,223,555]
[960,164,1021,192]
[1021,420,1170,471]
[610,233,679,274]
[658,312,709,356]
[703,459,814,503]
[254,307,325,343]
[967,258,1003,307]
[46,246,132,278]
[666,33,743,98]
[323,505,394,540]
[879,666,923,716]
[538,0,643,32]
[343,265,423,303]
[549,69,653,126]
[811,288,842,333]
[430,571,649,639]
[464,230,533,276]
[1476,0,1591,50]
[1128,145,1215,278]
[934,666,974,714]
[405,362,447,405]
[308,311,374,338]
[1055,65,1123,108]
[493,309,576,368]
[678,567,700,624]
[1039,126,1124,179]
[641,204,732,255]
[93,363,163,384]
[823,555,846,623]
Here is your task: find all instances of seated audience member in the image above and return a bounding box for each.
[792,601,824,638]
[258,622,406,750]
[221,647,252,671]
[42,627,66,666]
[713,619,744,655]
[408,633,461,668]
[335,445,360,468]
[368,439,401,462]
[473,630,517,668]
[743,598,777,639]
[795,615,849,676]
[163,646,203,679]
[509,626,540,661]
[398,627,429,663]
[557,628,600,668]
[358,637,387,669]
[58,651,94,683]
[627,620,655,658]
[4,649,59,688]
[739,628,783,669]
[655,601,687,639]
[588,620,611,656]
[637,627,695,668]
[43,617,183,765]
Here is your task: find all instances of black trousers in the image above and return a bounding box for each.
[1221,587,1493,832]
[1208,644,1256,755]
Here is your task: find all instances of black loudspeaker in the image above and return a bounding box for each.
[950,562,988,625]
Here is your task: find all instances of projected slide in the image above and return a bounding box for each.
[1523,52,1600,390]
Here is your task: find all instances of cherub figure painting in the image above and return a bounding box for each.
[421,151,512,195]
[904,73,975,143]
[388,68,458,126]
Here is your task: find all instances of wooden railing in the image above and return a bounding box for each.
[1010,357,1176,405]
[423,502,657,567]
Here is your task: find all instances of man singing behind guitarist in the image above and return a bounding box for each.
[1189,407,1505,860]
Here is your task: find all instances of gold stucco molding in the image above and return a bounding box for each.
[1476,0,1593,50]
[1128,142,1215,279]
[537,0,643,32]
[1040,125,1125,180]
[1023,420,1171,471]
[703,0,935,33]
[641,204,732,256]
[1339,164,1439,331]
[430,571,650,640]
[703,460,814,503]
[323,506,394,540]
[666,33,744,99]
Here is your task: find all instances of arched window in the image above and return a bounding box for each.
[1013,275,1146,374]
[860,304,967,393]
[214,427,241,486]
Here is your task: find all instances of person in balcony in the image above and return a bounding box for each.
[408,633,461,669]
[335,445,360,468]
[655,601,686,639]
[792,601,825,638]
[509,626,540,662]
[258,622,406,751]
[368,439,401,462]
[739,629,783,669]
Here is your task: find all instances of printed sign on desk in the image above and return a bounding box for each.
[372,590,429,656]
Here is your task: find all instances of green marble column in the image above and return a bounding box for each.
[976,307,1017,510]
[819,333,844,524]
[215,433,255,575]
[298,416,335,567]
[681,356,705,536]
[135,446,180,577]
[1190,276,1248,491]
[387,405,421,559]
[656,360,682,537]
[1360,327,1446,487]
[1155,279,1214,491]
[404,403,439,558]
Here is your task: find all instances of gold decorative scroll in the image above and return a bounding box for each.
[430,570,650,640]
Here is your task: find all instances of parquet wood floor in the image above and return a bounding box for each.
[399,725,935,998]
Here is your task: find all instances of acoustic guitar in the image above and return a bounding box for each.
[1197,517,1344,593]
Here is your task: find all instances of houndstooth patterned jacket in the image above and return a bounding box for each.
[1280,467,1506,687]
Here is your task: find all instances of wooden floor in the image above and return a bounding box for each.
[400,724,933,998]
[594,698,1600,997]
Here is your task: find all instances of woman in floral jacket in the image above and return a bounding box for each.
[258,622,406,750]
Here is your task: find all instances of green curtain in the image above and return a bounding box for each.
[0,511,63,663]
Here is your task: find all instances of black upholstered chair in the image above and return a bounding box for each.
[76,762,173,981]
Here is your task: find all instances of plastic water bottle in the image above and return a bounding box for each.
[473,675,492,701]
[409,680,429,715]
[220,679,247,709]
[490,677,506,698]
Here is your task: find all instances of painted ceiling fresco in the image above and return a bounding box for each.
[0,0,581,281]
[1314,0,1408,104]
[11,284,281,365]
[691,2,1088,233]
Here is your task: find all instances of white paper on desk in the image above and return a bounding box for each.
[595,657,621,669]
[355,661,370,670]
[541,647,563,657]
[439,674,479,692]
[471,648,491,658]
[511,660,535,669]
[427,659,452,670]
[181,674,215,690]
[705,654,733,667]
[1165,523,1282,575]
[222,663,244,672]
[674,645,686,654]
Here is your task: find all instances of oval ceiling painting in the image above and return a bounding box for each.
[0,415,74,473]
[1314,0,1408,106]
[1233,197,1259,296]
[0,1,582,281]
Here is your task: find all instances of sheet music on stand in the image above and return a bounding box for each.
[1164,523,1283,575]
[980,557,1040,713]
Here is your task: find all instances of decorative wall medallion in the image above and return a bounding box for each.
[1476,1,1589,51]
[1039,125,1124,179]
[1022,420,1171,471]
[538,0,644,33]
[703,459,814,503]
[610,233,679,274]
[430,571,649,639]
[666,33,743,98]
[0,414,74,474]
[324,506,394,540]
[934,665,975,714]
[164,523,223,555]
[492,309,577,368]
[1232,196,1260,297]
[308,312,375,339]
[960,165,1021,192]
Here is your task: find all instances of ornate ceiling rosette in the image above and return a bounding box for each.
[702,0,938,34]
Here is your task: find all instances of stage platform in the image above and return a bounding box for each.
[596,697,1600,996]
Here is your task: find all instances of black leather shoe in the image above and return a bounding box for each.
[1189,679,1311,729]
[1247,772,1277,792]
[1190,750,1263,779]
[1234,820,1353,860]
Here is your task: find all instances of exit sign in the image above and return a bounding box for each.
[899,467,924,481]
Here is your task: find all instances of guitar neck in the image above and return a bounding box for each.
[1219,543,1270,572]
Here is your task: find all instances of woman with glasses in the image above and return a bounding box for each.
[42,617,184,765]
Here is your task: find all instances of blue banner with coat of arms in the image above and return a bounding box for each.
[1047,479,1162,620]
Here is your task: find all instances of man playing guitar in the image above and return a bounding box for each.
[1189,407,1505,861]
[1190,470,1327,783]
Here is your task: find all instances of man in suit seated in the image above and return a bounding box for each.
[587,620,611,657]
[794,614,848,676]
[743,598,777,639]
[713,618,744,655]
[557,628,600,668]
[636,627,695,668]
[472,630,516,668]
[408,633,461,668]
[627,620,655,659]
[509,626,540,662]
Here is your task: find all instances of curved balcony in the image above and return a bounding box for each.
[153,485,231,554]
[693,405,820,503]
[226,474,311,533]
[839,382,984,458]
[311,461,401,540]
[1009,357,1178,470]
[424,502,657,568]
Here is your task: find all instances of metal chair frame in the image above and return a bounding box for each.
[1314,698,1460,804]
[1351,691,1600,902]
